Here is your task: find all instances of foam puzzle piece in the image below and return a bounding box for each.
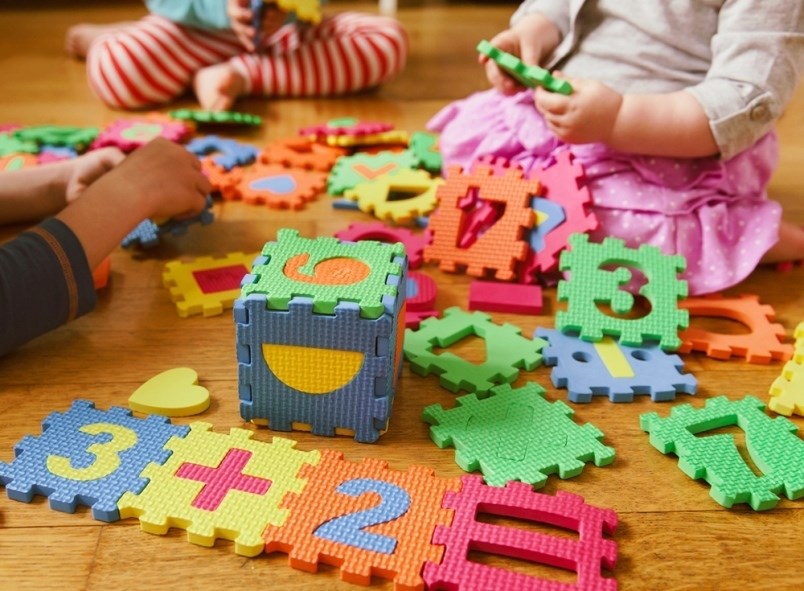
[260,136,346,171]
[118,422,320,556]
[14,125,99,151]
[423,382,615,487]
[170,108,262,126]
[557,233,689,351]
[241,228,405,319]
[0,153,39,171]
[38,145,79,163]
[327,150,419,195]
[163,251,259,317]
[0,132,38,156]
[201,158,243,198]
[0,399,188,522]
[425,164,538,281]
[236,297,402,443]
[263,448,460,590]
[409,131,442,174]
[468,280,543,315]
[404,307,545,394]
[641,395,804,510]
[768,324,804,416]
[236,164,326,209]
[299,117,394,138]
[423,476,618,591]
[122,196,215,249]
[91,115,192,151]
[324,129,410,148]
[92,256,111,290]
[537,328,697,403]
[678,293,794,363]
[335,221,432,269]
[185,135,259,171]
[477,40,573,95]
[405,270,440,329]
[344,168,444,224]
[128,368,211,417]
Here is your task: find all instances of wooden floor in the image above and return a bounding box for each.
[1,2,802,590]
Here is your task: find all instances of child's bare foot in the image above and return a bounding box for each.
[193,63,246,112]
[65,22,136,59]
[761,221,804,263]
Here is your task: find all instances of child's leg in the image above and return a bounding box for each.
[760,220,804,263]
[84,15,243,110]
[65,22,138,59]
[224,12,408,99]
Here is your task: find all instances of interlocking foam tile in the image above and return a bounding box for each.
[236,164,327,209]
[327,150,419,196]
[260,136,346,171]
[408,131,442,174]
[263,449,460,591]
[335,221,432,270]
[241,228,405,319]
[0,399,188,522]
[14,125,99,151]
[678,294,794,363]
[323,129,410,148]
[299,117,394,138]
[404,307,545,394]
[163,252,259,317]
[423,382,614,487]
[118,422,320,556]
[274,0,322,23]
[169,108,262,126]
[0,153,39,171]
[537,328,697,403]
[39,145,79,163]
[345,168,444,224]
[121,195,215,249]
[405,270,439,329]
[91,114,192,151]
[0,132,38,156]
[769,358,804,417]
[641,395,804,510]
[201,158,243,199]
[185,135,259,171]
[468,280,543,315]
[557,233,688,351]
[423,476,618,591]
[477,40,573,95]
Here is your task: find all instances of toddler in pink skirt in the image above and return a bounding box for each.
[428,0,804,294]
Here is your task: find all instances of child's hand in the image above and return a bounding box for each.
[228,0,287,52]
[65,147,126,203]
[535,75,623,145]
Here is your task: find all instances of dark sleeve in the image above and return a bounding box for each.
[0,218,97,357]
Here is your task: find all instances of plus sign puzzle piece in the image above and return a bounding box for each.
[423,382,615,487]
[641,395,804,510]
[118,422,320,556]
[404,307,546,395]
[537,328,697,403]
[0,399,188,522]
[423,476,618,591]
[557,233,688,351]
[263,448,460,590]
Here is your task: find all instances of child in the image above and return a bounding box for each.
[427,1,804,294]
[0,138,211,357]
[65,0,408,111]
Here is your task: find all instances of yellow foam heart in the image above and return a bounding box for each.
[128,367,210,417]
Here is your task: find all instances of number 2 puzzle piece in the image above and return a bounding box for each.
[345,168,444,224]
[403,307,545,394]
[163,252,260,317]
[423,382,615,488]
[263,449,460,590]
[0,399,188,522]
[557,233,689,351]
[641,395,804,510]
[678,294,794,363]
[425,164,537,281]
[477,40,573,95]
[423,476,618,591]
[119,422,320,556]
[237,164,327,209]
[537,328,697,403]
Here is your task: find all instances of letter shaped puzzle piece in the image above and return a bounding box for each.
[423,382,615,488]
[0,399,188,522]
[263,448,460,590]
[425,164,538,281]
[91,114,192,152]
[404,307,545,394]
[344,168,444,224]
[641,395,804,510]
[537,328,697,402]
[557,233,689,351]
[118,422,320,556]
[678,294,794,363]
[423,476,618,591]
[769,322,804,416]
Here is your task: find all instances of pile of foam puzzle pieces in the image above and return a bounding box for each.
[1,109,803,590]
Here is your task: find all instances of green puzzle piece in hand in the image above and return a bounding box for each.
[477,39,573,95]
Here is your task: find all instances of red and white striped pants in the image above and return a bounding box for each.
[86,12,408,109]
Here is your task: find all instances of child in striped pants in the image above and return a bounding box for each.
[65,0,408,111]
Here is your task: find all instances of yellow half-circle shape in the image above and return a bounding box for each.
[262,344,364,394]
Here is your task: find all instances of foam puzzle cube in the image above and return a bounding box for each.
[234,229,408,443]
